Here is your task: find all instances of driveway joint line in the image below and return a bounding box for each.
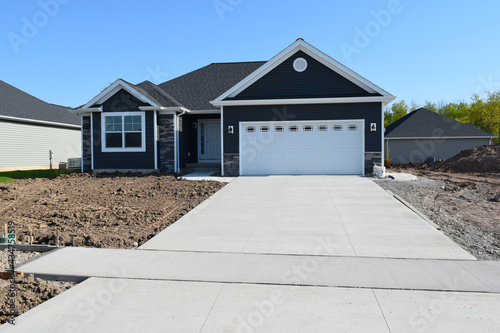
[322,177,357,256]
[372,289,393,333]
[199,284,225,333]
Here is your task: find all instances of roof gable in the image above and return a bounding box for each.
[385,108,496,138]
[230,50,377,100]
[84,79,159,109]
[212,39,394,105]
[0,80,80,126]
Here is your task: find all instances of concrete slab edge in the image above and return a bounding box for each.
[384,190,442,230]
[0,244,59,253]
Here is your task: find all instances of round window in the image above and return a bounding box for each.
[293,57,308,72]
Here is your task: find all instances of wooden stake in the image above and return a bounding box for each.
[29,229,33,245]
[56,230,59,247]
[3,224,7,238]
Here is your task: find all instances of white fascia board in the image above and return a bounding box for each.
[83,79,159,109]
[143,106,190,113]
[0,115,81,129]
[190,110,221,114]
[213,39,394,102]
[212,96,396,107]
[385,136,497,140]
[71,106,102,115]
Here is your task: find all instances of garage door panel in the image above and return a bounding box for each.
[241,121,363,175]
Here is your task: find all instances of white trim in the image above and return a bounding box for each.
[221,106,224,176]
[239,119,365,176]
[83,79,159,109]
[90,113,94,171]
[70,106,102,115]
[101,112,146,153]
[385,136,496,140]
[154,111,158,170]
[140,106,190,113]
[174,114,178,173]
[0,115,81,129]
[191,110,221,115]
[213,39,393,103]
[381,103,384,167]
[81,117,84,173]
[212,96,395,107]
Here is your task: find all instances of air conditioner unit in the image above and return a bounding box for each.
[67,158,82,170]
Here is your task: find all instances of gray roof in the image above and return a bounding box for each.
[385,108,496,138]
[0,80,80,126]
[158,61,266,110]
[134,80,183,108]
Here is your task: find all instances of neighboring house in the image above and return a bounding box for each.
[72,39,395,176]
[385,108,496,164]
[0,80,81,171]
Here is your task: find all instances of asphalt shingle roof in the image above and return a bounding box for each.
[158,61,266,110]
[0,80,80,126]
[134,80,183,108]
[385,108,495,138]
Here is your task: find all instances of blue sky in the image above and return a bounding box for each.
[1,0,499,109]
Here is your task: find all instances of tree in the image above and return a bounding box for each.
[468,91,500,143]
[384,100,409,127]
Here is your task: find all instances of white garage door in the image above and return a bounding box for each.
[240,120,364,175]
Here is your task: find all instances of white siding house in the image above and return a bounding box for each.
[0,81,81,171]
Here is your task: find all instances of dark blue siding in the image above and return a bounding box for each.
[97,89,148,112]
[93,112,155,170]
[223,103,382,153]
[229,51,377,100]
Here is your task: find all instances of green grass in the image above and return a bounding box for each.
[0,169,79,184]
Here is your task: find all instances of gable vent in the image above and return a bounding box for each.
[293,57,308,72]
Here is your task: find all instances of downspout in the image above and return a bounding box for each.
[176,109,187,173]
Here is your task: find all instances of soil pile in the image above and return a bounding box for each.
[0,173,226,248]
[0,274,74,324]
[429,144,500,173]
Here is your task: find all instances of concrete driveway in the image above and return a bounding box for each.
[142,176,474,260]
[7,176,500,332]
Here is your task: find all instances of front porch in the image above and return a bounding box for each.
[179,113,221,173]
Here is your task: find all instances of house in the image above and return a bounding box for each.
[72,39,396,176]
[0,80,81,171]
[385,108,496,164]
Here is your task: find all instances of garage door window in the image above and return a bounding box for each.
[102,112,146,152]
[348,125,358,131]
[246,126,255,133]
[261,126,270,132]
[333,125,342,131]
[289,126,298,132]
[318,125,328,131]
[304,125,313,132]
[275,126,284,132]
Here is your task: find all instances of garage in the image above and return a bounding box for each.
[240,120,364,175]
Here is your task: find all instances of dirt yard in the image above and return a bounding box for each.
[0,250,74,324]
[0,173,226,249]
[378,145,500,260]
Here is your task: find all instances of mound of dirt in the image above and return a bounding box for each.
[0,274,74,324]
[429,144,500,173]
[0,173,226,249]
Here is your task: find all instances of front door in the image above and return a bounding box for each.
[198,119,221,162]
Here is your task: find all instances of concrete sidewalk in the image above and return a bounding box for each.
[18,247,500,293]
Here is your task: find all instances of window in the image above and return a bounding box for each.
[261,126,270,132]
[318,125,328,131]
[275,126,284,132]
[333,125,343,131]
[102,112,145,152]
[348,125,358,131]
[289,126,298,132]
[304,125,313,132]
[246,126,255,132]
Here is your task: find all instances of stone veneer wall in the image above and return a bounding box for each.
[82,116,92,173]
[364,152,382,175]
[223,154,239,176]
[158,114,175,172]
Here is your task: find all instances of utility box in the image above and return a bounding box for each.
[68,158,82,170]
